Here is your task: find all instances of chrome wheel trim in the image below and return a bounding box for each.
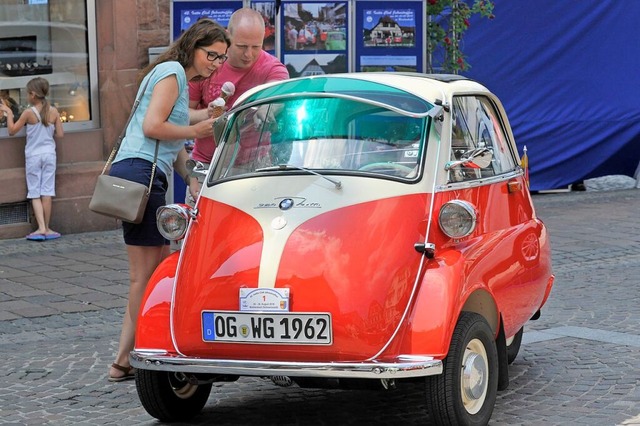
[461,338,489,414]
[169,374,198,399]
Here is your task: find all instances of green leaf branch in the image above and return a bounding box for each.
[427,0,495,73]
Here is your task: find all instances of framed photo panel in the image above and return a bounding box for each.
[250,1,278,53]
[280,1,349,76]
[355,0,425,72]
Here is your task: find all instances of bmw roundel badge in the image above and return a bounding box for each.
[279,198,294,210]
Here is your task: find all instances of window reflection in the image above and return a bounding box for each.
[0,0,91,130]
[211,96,427,182]
[449,96,517,182]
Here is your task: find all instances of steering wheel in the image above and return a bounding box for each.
[358,162,414,175]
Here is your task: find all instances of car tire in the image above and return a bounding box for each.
[426,312,498,426]
[135,369,212,422]
[506,326,524,365]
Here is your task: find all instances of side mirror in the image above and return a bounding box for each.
[445,147,493,171]
[185,159,208,177]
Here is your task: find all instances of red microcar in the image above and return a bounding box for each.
[131,73,554,425]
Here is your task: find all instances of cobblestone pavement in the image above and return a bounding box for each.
[1,189,639,425]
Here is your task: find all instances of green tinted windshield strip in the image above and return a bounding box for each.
[244,77,433,115]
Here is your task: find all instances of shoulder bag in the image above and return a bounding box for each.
[89,77,159,224]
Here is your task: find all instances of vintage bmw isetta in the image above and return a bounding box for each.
[131,73,554,425]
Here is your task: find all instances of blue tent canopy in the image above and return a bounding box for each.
[462,1,640,190]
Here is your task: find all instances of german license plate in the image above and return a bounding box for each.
[202,311,332,345]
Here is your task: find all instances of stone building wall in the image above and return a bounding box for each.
[97,0,172,158]
[0,0,174,239]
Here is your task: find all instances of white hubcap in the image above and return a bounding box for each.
[461,338,489,414]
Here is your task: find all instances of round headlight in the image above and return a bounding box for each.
[438,200,477,238]
[156,204,192,241]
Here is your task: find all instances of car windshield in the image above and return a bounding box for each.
[210,87,434,182]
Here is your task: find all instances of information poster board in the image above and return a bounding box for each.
[171,1,243,39]
[280,1,348,77]
[355,0,424,72]
[173,1,277,52]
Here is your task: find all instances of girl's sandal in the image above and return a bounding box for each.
[108,362,135,382]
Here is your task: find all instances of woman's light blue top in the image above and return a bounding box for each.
[114,61,189,177]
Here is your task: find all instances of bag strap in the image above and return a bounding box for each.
[100,74,160,195]
[147,140,159,194]
[100,75,154,175]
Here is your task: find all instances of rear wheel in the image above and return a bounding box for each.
[426,312,498,426]
[135,369,212,422]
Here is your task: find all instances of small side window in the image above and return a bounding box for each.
[448,96,517,182]
[478,98,517,174]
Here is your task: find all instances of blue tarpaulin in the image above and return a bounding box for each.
[462,1,640,190]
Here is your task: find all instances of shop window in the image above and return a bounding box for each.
[0,0,97,135]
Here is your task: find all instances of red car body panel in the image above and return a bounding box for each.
[169,195,427,361]
[136,174,551,361]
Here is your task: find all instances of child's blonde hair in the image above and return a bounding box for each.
[27,77,51,126]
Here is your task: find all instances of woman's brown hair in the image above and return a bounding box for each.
[138,18,230,85]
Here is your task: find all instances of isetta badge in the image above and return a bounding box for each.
[240,288,290,312]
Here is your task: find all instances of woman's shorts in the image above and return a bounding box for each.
[109,158,169,247]
[25,153,57,198]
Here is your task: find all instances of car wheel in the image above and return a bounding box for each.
[426,312,498,426]
[135,369,212,422]
[506,326,524,365]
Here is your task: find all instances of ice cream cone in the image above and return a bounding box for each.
[210,97,226,118]
[221,81,235,100]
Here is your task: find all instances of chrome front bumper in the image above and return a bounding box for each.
[130,350,443,380]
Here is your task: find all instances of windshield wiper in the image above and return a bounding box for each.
[255,164,342,189]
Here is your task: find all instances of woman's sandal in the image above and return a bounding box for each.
[108,362,135,382]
